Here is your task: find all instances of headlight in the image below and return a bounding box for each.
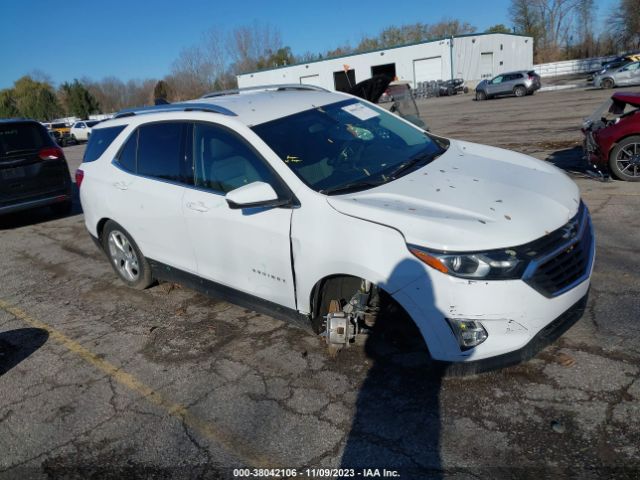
[409,245,527,280]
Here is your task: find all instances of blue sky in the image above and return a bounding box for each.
[0,0,615,89]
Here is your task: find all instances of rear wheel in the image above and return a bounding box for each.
[514,85,527,97]
[476,90,487,101]
[102,220,154,289]
[602,78,614,89]
[609,135,640,181]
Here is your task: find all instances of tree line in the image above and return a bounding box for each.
[1,0,638,121]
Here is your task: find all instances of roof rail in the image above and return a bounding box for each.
[113,102,237,119]
[201,84,329,98]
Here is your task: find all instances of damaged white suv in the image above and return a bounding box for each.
[78,85,594,367]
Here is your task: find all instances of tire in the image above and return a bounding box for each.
[602,78,614,89]
[476,90,487,101]
[514,85,527,97]
[50,200,72,215]
[71,134,77,144]
[609,135,640,182]
[463,86,469,94]
[447,86,454,96]
[102,220,154,289]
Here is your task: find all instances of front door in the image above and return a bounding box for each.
[486,75,504,95]
[182,122,296,309]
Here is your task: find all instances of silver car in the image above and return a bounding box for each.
[594,61,640,89]
[475,70,541,100]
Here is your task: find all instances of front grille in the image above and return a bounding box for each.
[524,203,594,297]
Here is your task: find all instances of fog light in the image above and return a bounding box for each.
[447,319,488,350]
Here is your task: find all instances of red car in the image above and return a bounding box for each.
[583,92,640,181]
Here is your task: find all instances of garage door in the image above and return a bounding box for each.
[299,74,321,86]
[480,53,493,79]
[413,57,442,84]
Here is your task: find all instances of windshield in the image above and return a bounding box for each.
[586,99,614,124]
[252,99,447,194]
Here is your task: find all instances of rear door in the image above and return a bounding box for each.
[0,121,69,206]
[107,122,197,272]
[615,63,636,85]
[182,121,296,309]
[499,74,517,95]
[626,62,640,86]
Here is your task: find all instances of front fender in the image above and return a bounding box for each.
[291,198,427,314]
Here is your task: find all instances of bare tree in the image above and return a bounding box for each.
[609,0,640,51]
[227,22,283,74]
[427,19,476,38]
[169,45,215,100]
[510,0,583,61]
[574,0,597,57]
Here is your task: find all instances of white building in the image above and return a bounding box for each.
[237,33,533,91]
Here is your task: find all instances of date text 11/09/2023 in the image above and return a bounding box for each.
[233,468,401,478]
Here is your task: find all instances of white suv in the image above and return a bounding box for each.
[78,85,594,366]
[70,120,100,142]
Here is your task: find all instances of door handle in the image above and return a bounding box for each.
[113,181,129,190]
[186,201,209,212]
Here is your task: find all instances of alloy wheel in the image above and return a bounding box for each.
[107,230,140,281]
[616,142,640,178]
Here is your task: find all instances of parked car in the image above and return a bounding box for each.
[582,91,640,181]
[593,61,640,89]
[587,54,640,82]
[438,78,469,96]
[70,120,100,142]
[0,119,73,215]
[43,122,73,146]
[78,85,593,367]
[475,71,541,100]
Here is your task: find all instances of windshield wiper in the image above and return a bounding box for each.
[387,152,434,179]
[320,179,386,195]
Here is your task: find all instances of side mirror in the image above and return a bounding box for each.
[225,181,289,209]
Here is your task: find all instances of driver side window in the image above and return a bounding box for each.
[192,123,278,194]
[492,76,503,84]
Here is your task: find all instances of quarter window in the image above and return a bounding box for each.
[192,123,278,193]
[84,125,126,163]
[137,122,187,183]
[116,130,137,172]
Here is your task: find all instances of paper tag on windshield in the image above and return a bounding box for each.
[342,103,379,121]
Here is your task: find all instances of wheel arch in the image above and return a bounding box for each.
[96,217,111,240]
[308,272,412,323]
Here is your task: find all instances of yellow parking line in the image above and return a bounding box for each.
[0,298,272,468]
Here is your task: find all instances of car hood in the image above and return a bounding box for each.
[326,140,581,251]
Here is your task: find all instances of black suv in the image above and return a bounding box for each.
[1,119,72,216]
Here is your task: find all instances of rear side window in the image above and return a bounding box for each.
[83,125,126,163]
[137,122,187,183]
[116,130,137,172]
[0,122,50,158]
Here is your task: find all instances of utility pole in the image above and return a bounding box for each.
[450,36,455,81]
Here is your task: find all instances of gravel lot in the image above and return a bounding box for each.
[1,87,639,479]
